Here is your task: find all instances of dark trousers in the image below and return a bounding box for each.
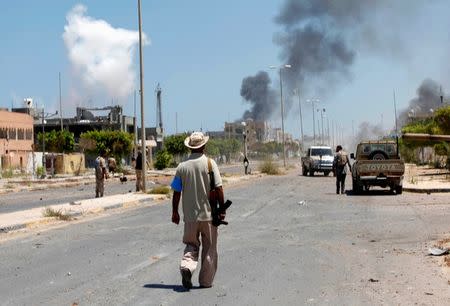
[336,173,346,194]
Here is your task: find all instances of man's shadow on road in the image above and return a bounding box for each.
[143,283,204,292]
[345,190,396,196]
[143,283,187,292]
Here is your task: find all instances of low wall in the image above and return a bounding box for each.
[55,153,85,175]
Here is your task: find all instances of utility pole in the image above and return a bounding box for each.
[133,89,137,157]
[42,107,45,171]
[294,89,304,151]
[393,90,398,135]
[138,0,146,191]
[59,72,63,131]
[279,69,286,168]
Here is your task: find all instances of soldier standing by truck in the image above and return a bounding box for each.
[333,145,351,194]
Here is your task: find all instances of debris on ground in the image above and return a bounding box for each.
[368,278,379,282]
[428,247,449,256]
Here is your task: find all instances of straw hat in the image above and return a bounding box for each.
[184,132,209,149]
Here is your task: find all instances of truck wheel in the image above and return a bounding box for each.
[368,150,388,160]
[395,185,403,195]
[324,171,330,176]
[309,170,314,176]
[352,179,361,194]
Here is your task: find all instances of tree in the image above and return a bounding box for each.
[80,130,133,164]
[154,149,173,170]
[36,130,75,153]
[164,134,189,156]
[205,139,220,157]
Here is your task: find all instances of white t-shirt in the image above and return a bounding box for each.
[171,153,222,222]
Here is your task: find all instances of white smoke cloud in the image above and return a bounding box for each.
[63,5,149,101]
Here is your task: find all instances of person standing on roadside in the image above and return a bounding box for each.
[170,131,225,290]
[95,153,108,198]
[135,151,144,192]
[333,145,351,194]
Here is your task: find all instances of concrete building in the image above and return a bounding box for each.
[224,119,270,147]
[32,106,135,142]
[0,109,34,170]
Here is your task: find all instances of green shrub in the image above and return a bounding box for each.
[259,158,280,175]
[36,166,45,177]
[154,150,173,170]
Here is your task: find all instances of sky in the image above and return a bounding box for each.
[1,0,450,146]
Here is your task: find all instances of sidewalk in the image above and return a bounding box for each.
[0,193,166,233]
[403,163,450,193]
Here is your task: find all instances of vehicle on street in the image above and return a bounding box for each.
[301,146,334,176]
[350,140,405,194]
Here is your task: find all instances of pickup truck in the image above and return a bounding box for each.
[350,140,405,194]
[301,146,334,176]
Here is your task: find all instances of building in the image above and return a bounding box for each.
[32,106,135,142]
[224,119,270,147]
[0,109,34,170]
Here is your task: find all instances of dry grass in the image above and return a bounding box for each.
[259,158,281,175]
[147,186,171,195]
[42,207,72,221]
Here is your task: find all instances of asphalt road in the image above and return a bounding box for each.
[1,171,449,305]
[0,163,258,214]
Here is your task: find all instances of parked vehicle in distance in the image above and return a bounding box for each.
[301,146,334,176]
[350,140,405,194]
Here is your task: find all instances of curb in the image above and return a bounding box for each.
[0,196,158,234]
[403,187,450,193]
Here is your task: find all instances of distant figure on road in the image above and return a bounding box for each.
[333,145,351,194]
[95,153,108,198]
[108,157,117,175]
[170,131,225,290]
[135,151,144,192]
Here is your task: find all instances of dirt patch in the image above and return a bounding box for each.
[444,256,450,268]
[438,237,450,246]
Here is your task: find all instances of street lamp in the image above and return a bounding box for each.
[138,0,147,191]
[270,64,291,168]
[317,108,326,144]
[293,88,304,152]
[306,99,320,145]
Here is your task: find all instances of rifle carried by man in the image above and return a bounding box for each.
[208,159,232,227]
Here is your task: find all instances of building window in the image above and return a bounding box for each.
[26,129,33,140]
[0,128,7,139]
[9,128,17,140]
[18,128,25,140]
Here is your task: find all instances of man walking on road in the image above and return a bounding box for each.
[135,151,144,192]
[95,153,108,198]
[170,131,225,290]
[333,145,351,194]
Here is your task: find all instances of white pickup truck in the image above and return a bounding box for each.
[301,146,334,176]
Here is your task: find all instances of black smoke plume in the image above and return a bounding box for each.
[240,71,278,121]
[399,79,447,125]
[240,0,391,121]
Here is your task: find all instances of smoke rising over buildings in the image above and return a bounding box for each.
[240,71,278,121]
[399,79,447,124]
[240,0,416,122]
[63,5,148,105]
[351,121,385,150]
